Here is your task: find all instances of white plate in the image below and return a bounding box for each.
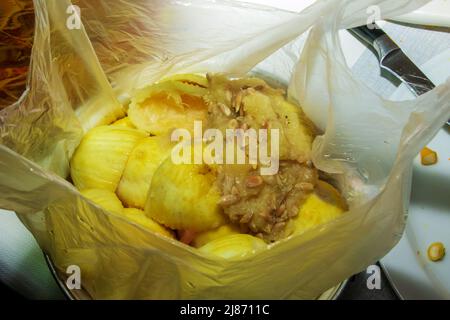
[380,48,450,300]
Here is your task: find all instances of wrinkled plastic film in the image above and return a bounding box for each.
[1,0,449,299]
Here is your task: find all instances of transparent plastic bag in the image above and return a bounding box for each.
[1,0,449,299]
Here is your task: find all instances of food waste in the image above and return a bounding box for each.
[69,74,348,260]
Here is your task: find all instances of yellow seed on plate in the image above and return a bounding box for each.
[420,147,438,166]
[427,242,445,262]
